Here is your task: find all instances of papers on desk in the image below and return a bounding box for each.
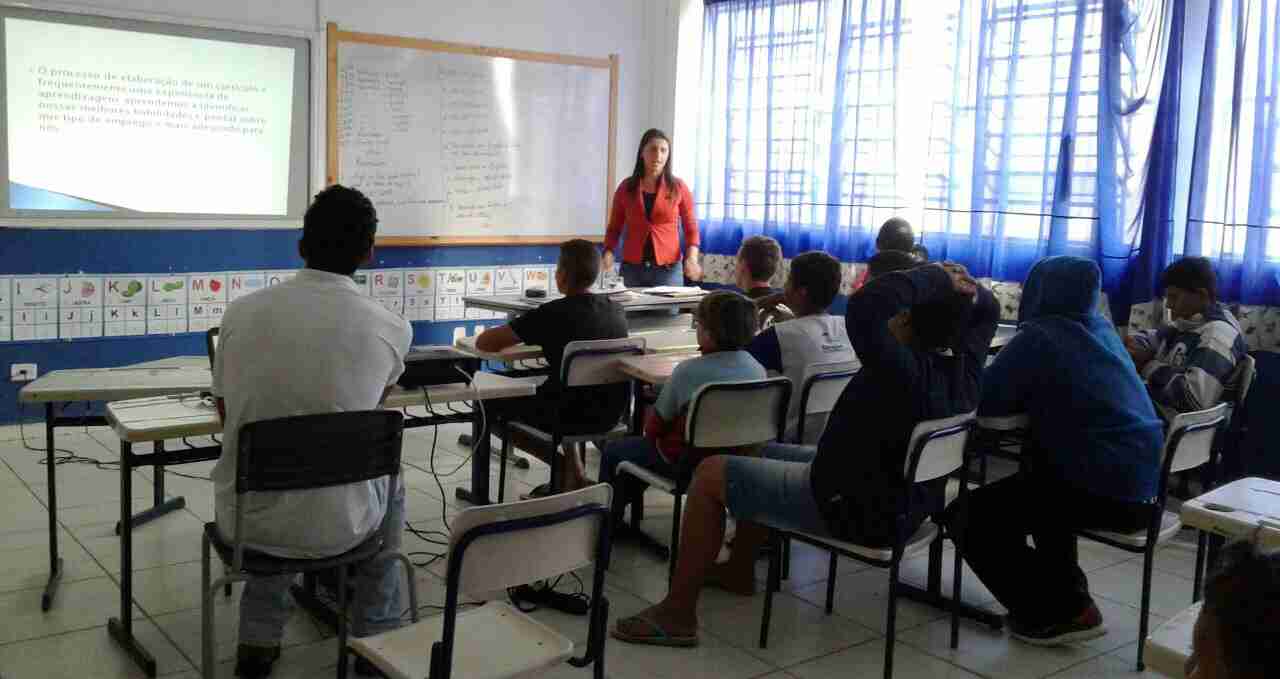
[643,286,707,297]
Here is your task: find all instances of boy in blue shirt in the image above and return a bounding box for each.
[597,291,765,526]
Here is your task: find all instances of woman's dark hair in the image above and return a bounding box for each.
[1162,256,1218,301]
[696,290,758,351]
[300,184,378,276]
[627,128,678,202]
[1202,541,1280,679]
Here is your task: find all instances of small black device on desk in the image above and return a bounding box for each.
[398,345,480,388]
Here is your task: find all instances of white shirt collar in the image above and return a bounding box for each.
[295,267,361,293]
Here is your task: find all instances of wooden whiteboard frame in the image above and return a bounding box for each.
[326,23,618,247]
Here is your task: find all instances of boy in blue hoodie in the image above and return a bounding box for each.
[949,256,1164,646]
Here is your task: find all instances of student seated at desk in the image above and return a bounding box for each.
[734,235,783,300]
[744,251,855,442]
[212,185,412,678]
[1125,256,1247,418]
[597,290,764,527]
[849,216,918,293]
[948,256,1164,647]
[475,239,629,495]
[1187,541,1280,679]
[612,263,997,647]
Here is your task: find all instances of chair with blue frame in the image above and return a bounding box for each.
[348,484,615,679]
[200,410,417,679]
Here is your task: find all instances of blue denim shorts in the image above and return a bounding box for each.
[723,444,832,536]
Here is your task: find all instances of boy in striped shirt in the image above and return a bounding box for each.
[1125,257,1248,418]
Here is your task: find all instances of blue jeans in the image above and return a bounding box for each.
[621,260,684,288]
[239,480,407,647]
[599,436,676,525]
[723,444,831,536]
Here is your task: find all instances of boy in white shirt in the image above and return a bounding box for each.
[213,185,412,678]
[745,251,856,442]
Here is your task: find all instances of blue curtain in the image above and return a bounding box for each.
[1164,0,1280,306]
[694,0,1174,310]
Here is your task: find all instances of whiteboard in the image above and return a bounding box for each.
[333,39,613,242]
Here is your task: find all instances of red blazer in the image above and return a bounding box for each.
[604,178,699,266]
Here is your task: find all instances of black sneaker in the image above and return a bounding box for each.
[521,483,552,500]
[1010,603,1107,646]
[234,644,281,678]
[353,656,387,677]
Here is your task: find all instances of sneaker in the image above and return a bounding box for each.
[234,644,280,678]
[1010,603,1107,646]
[353,656,387,677]
[521,483,552,500]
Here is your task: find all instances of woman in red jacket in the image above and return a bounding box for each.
[603,129,703,287]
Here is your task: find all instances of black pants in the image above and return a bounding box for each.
[946,474,1151,628]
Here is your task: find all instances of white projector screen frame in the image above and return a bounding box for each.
[0,5,311,228]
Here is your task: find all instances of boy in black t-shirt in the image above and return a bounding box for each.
[476,239,630,494]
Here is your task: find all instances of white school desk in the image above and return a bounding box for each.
[1143,601,1200,678]
[990,323,1017,352]
[463,290,705,319]
[17,362,213,611]
[1180,477,1280,543]
[102,372,538,677]
[454,327,701,364]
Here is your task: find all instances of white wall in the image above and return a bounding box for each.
[24,0,677,196]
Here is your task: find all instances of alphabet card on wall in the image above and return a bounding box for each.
[0,278,10,342]
[188,274,228,333]
[59,276,104,339]
[147,275,189,335]
[370,269,405,316]
[403,269,435,322]
[104,276,148,337]
[265,271,296,287]
[494,268,522,295]
[13,277,58,341]
[523,267,551,293]
[435,269,466,321]
[228,272,266,302]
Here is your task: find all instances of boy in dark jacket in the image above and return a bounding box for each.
[949,256,1164,646]
[611,262,998,647]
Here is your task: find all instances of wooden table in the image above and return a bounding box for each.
[102,372,538,677]
[456,328,700,365]
[617,352,699,386]
[17,361,212,611]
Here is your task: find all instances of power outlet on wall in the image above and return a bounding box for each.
[10,364,37,382]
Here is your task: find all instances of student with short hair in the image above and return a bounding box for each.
[213,185,412,678]
[597,291,765,526]
[948,256,1164,646]
[734,235,784,300]
[745,251,856,442]
[1125,256,1247,417]
[1187,541,1280,679]
[475,240,629,495]
[850,217,917,292]
[611,263,999,646]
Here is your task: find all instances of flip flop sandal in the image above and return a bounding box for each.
[611,614,698,647]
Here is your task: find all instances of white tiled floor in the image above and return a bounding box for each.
[0,422,1199,678]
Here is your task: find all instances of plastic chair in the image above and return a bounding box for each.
[616,377,791,578]
[758,412,977,679]
[1076,403,1228,671]
[200,411,417,679]
[794,360,859,445]
[498,338,647,500]
[348,484,614,679]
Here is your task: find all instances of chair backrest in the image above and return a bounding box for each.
[561,337,648,387]
[1229,354,1257,408]
[446,483,612,600]
[235,410,404,495]
[795,360,859,444]
[904,412,977,483]
[206,327,220,368]
[1163,403,1229,476]
[686,377,792,449]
